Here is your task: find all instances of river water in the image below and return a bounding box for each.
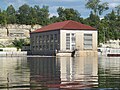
[0,56,120,90]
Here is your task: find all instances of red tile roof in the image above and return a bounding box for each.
[32,20,96,33]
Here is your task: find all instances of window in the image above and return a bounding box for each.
[39,36,42,39]
[54,43,58,50]
[32,40,34,45]
[46,44,49,50]
[32,36,35,45]
[43,45,46,50]
[66,33,76,50]
[71,33,75,43]
[84,34,93,49]
[50,44,53,50]
[36,36,39,44]
[46,35,49,42]
[43,35,46,43]
[39,45,42,50]
[72,44,75,50]
[33,46,35,49]
[39,36,42,43]
[36,46,38,50]
[50,34,53,42]
[66,33,70,50]
[54,34,58,42]
[71,33,76,50]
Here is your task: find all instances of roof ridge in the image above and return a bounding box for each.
[62,20,72,29]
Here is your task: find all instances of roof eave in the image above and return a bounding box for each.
[31,29,61,34]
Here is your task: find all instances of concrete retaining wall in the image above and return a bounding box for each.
[75,51,98,57]
[56,52,71,57]
[0,52,27,57]
[56,51,97,57]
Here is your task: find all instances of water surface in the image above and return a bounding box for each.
[0,56,120,89]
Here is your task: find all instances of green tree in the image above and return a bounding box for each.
[35,5,50,26]
[0,10,10,36]
[0,13,6,25]
[6,5,16,24]
[85,11,100,27]
[104,10,120,40]
[28,7,38,25]
[104,10,116,21]
[85,0,109,44]
[57,7,66,21]
[17,4,30,24]
[0,8,1,13]
[12,39,25,51]
[57,7,81,22]
[85,0,109,16]
[115,5,120,16]
[50,16,60,23]
[0,11,7,26]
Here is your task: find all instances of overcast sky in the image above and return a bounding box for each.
[0,0,120,18]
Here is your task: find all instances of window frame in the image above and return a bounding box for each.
[84,33,93,50]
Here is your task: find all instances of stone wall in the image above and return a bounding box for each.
[0,24,41,46]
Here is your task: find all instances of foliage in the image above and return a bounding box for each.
[57,7,81,21]
[85,11,100,27]
[59,7,84,22]
[50,7,84,23]
[85,0,119,44]
[6,5,16,24]
[12,39,25,51]
[0,2,119,45]
[24,38,30,46]
[85,0,109,16]
[0,11,7,26]
[115,5,120,16]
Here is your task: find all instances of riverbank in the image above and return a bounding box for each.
[0,51,27,57]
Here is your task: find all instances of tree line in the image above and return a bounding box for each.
[0,0,120,44]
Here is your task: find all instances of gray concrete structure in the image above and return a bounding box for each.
[30,30,60,55]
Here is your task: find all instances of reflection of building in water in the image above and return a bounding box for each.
[56,57,98,88]
[28,57,98,89]
[27,57,60,88]
[0,57,30,88]
[98,57,120,88]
